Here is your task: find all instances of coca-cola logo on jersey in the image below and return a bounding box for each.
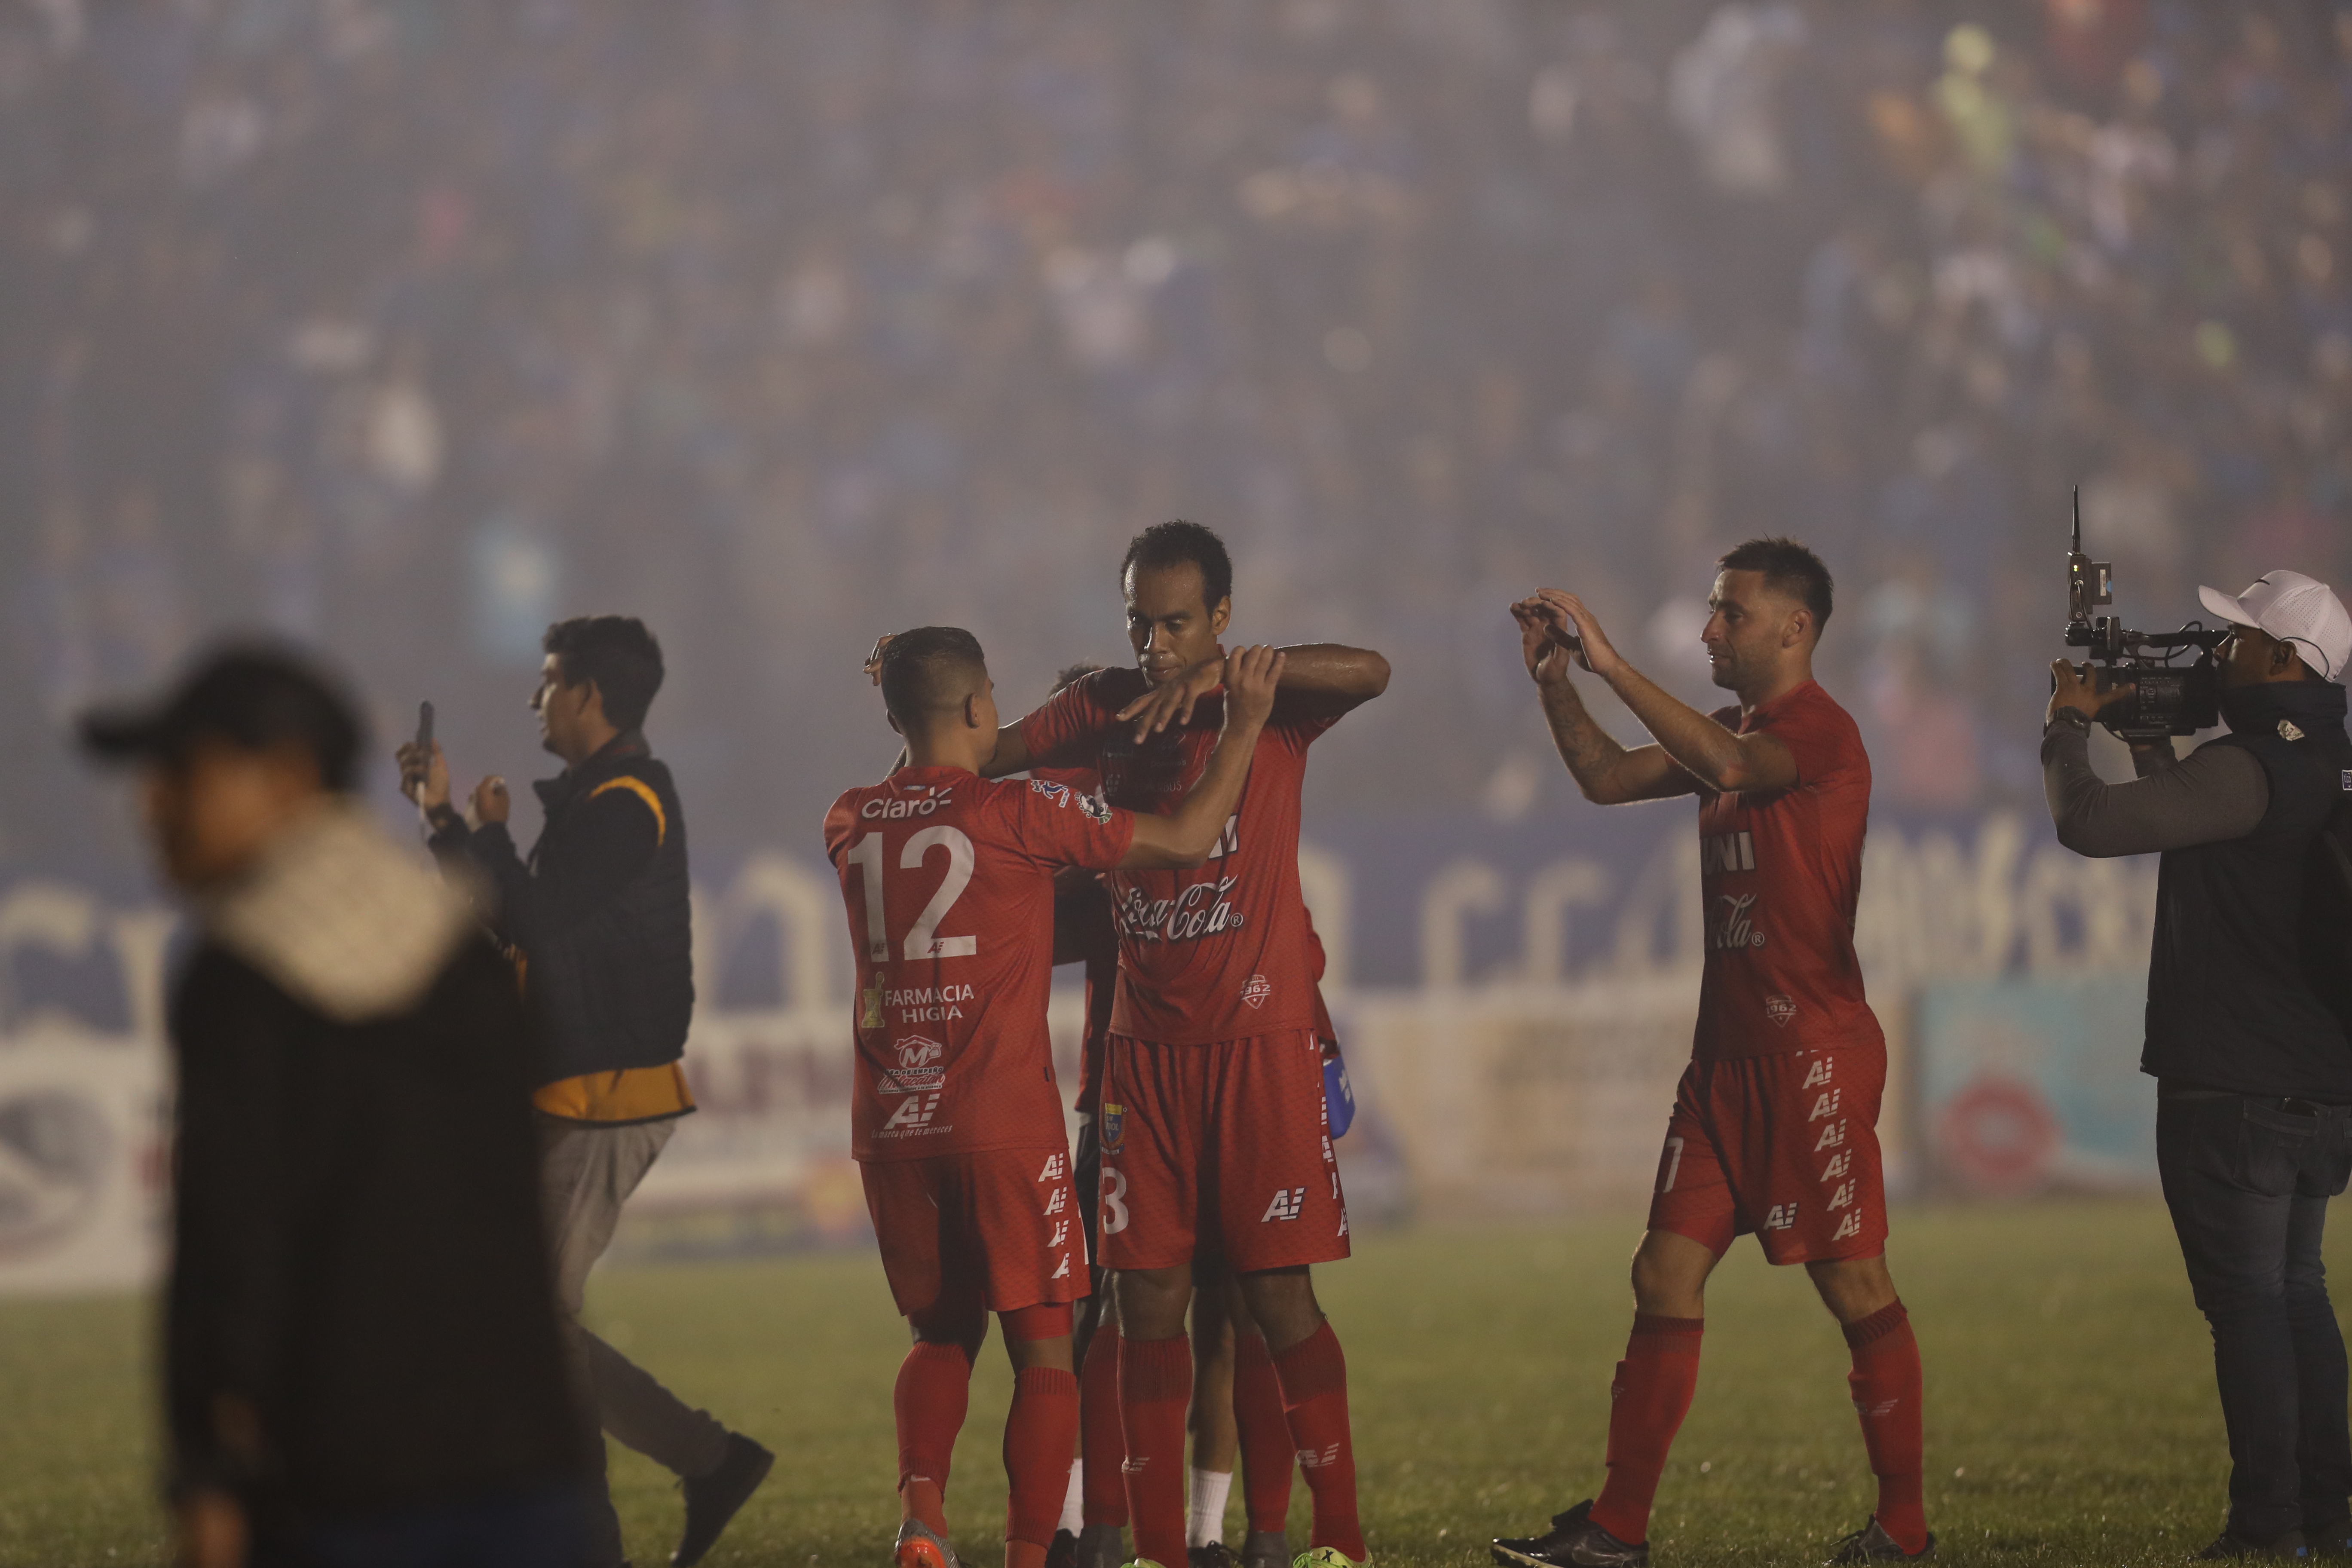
[1709,892,1767,952]
[1116,873,1246,944]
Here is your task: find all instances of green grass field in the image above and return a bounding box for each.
[0,1199,2317,1568]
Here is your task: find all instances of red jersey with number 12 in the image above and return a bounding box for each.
[1020,671,1337,1045]
[1693,679,1883,1062]
[824,766,1136,1161]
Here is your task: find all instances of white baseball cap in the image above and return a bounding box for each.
[2198,570,2352,681]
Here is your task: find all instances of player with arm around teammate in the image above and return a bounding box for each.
[826,628,1285,1568]
[1487,539,1929,1568]
[979,521,1390,1568]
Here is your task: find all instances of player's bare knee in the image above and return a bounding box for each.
[1630,1230,1712,1316]
[1807,1253,1897,1323]
[1237,1264,1321,1351]
[1114,1264,1192,1340]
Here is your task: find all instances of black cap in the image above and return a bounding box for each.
[78,643,366,791]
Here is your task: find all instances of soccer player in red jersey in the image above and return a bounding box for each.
[977,521,1390,1568]
[1487,539,1930,1568]
[827,628,1285,1568]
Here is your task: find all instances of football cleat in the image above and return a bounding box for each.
[896,1518,963,1568]
[1076,1527,1128,1568]
[1491,1501,1646,1568]
[1241,1532,1289,1568]
[2195,1529,2307,1560]
[1117,1559,1172,1568]
[1191,1546,1236,1568]
[1049,1532,1080,1568]
[675,1432,773,1566]
[1826,1519,1936,1564]
[1292,1549,1370,1568]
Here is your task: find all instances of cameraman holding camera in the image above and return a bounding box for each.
[2044,570,2352,1559]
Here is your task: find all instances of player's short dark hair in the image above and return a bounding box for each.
[543,616,665,731]
[1718,537,1834,635]
[1121,520,1233,613]
[1050,662,1102,695]
[880,627,989,725]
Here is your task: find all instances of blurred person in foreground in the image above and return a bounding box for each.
[2045,571,2352,1559]
[979,521,1390,1568]
[400,616,770,1568]
[1490,540,1929,1566]
[827,628,1281,1568]
[80,645,593,1568]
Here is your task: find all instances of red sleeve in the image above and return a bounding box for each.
[1002,777,1137,872]
[821,794,859,867]
[1270,707,1342,756]
[1018,672,1123,770]
[1767,694,1859,789]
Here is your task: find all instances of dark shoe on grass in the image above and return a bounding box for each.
[1827,1519,1934,1563]
[1491,1501,1648,1568]
[2196,1529,2307,1559]
[674,1432,774,1565]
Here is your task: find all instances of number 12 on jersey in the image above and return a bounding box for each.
[845,827,979,962]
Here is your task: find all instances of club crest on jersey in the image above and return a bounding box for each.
[1241,974,1273,1010]
[1100,1102,1126,1154]
[1766,995,1798,1028]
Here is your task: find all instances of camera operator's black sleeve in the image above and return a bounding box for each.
[2041,718,2269,856]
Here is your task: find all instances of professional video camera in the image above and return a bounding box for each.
[2061,490,2226,742]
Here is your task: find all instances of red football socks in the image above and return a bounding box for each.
[896,1340,974,1535]
[1589,1313,1704,1545]
[1272,1321,1366,1561]
[1121,1333,1194,1567]
[1082,1324,1130,1526]
[1005,1366,1082,1565]
[1845,1300,1927,1554]
[1233,1331,1296,1533]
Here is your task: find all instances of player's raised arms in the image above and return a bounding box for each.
[981,642,1381,776]
[1118,644,1286,868]
[1511,590,1799,804]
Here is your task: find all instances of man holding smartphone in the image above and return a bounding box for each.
[401,615,771,1568]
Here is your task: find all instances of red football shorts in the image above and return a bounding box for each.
[1098,1032,1349,1274]
[860,1146,1087,1317]
[1647,1045,1888,1266]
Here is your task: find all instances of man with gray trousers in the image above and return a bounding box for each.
[2045,570,2352,1560]
[404,615,771,1568]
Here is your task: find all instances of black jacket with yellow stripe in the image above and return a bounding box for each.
[432,732,695,1088]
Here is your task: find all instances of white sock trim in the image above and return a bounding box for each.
[1059,1458,1085,1536]
[1188,1466,1234,1549]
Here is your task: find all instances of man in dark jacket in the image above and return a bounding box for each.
[2046,570,2352,1559]
[402,615,769,1568]
[81,645,593,1568]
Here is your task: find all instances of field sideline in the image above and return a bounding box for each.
[0,1199,2317,1568]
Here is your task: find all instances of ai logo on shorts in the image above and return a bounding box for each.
[1763,1203,1798,1231]
[1100,1102,1126,1154]
[1261,1186,1307,1222]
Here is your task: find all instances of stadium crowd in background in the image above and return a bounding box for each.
[7,0,2352,861]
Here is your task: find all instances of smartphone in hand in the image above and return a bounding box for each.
[415,701,435,754]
